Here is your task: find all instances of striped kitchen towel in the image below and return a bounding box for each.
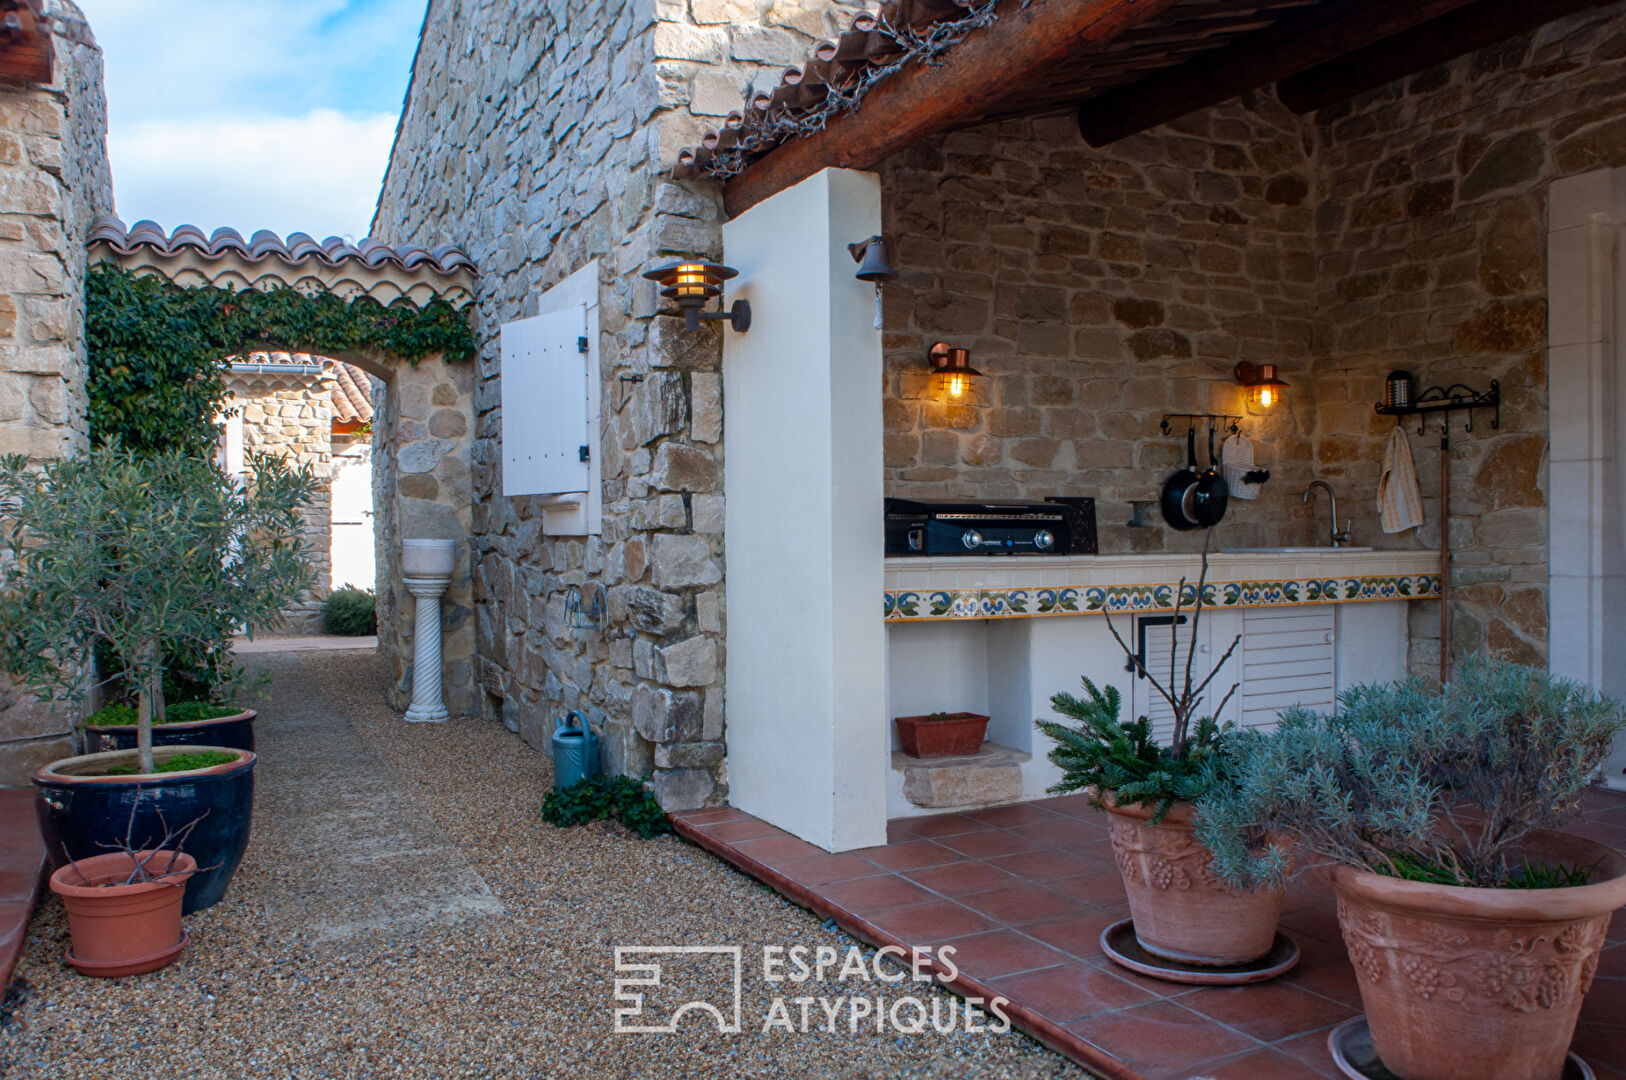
[1378,427,1424,533]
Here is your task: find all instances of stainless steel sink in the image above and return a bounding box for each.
[1219,546,1374,554]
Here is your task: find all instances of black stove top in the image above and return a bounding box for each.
[884,497,1098,556]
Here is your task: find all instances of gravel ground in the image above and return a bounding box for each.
[0,649,1089,1080]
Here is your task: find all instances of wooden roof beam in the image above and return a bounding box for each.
[722,0,1183,218]
[1275,0,1623,114]
[1075,0,1481,146]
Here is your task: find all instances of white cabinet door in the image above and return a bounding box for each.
[1128,610,1243,740]
[501,304,590,498]
[1239,605,1337,730]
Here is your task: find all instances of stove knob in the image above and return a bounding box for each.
[1034,529,1055,551]
[961,529,984,551]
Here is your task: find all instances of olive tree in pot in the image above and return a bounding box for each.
[0,446,315,913]
[1036,539,1287,968]
[1198,659,1626,1080]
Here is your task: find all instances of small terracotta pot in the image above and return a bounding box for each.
[893,713,990,758]
[1329,830,1626,1080]
[49,849,195,977]
[1104,797,1284,966]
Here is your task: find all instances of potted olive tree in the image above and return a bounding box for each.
[0,446,314,913]
[1199,660,1626,1080]
[1036,540,1288,970]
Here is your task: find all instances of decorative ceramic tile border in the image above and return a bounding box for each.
[884,574,1441,621]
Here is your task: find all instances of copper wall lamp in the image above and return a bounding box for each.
[1234,361,1288,412]
[643,260,751,333]
[929,343,982,399]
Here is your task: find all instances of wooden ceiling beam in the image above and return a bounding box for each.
[1075,0,1480,146]
[722,0,1183,218]
[1275,0,1623,114]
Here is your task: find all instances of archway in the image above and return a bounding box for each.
[85,218,481,718]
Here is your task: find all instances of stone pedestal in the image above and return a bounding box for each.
[404,576,450,723]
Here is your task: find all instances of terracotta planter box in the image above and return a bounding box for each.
[894,712,990,758]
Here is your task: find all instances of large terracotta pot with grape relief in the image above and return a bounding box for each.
[1327,830,1626,1080]
[1104,795,1285,966]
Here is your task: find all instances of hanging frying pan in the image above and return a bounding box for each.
[1160,427,1201,531]
[1189,425,1230,527]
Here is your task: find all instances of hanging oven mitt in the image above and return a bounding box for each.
[1378,428,1424,533]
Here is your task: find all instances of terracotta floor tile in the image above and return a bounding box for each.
[0,867,38,903]
[820,874,935,914]
[1273,1024,1350,1077]
[902,860,1022,897]
[1279,905,1346,945]
[989,960,1156,1023]
[1065,999,1258,1078]
[733,834,830,865]
[776,852,885,887]
[698,817,785,843]
[1006,818,1110,849]
[986,848,1111,882]
[924,929,1070,980]
[1082,954,1202,998]
[1283,951,1365,1009]
[865,899,1000,943]
[1579,977,1626,1029]
[1178,980,1356,1043]
[1609,911,1625,944]
[1032,793,1106,819]
[1044,871,1129,908]
[935,829,1044,860]
[1198,1046,1333,1079]
[1566,820,1626,846]
[1022,910,1124,962]
[675,806,748,825]
[891,813,994,839]
[855,839,961,872]
[960,884,1090,926]
[885,820,915,844]
[1571,1017,1626,1071]
[1595,942,1626,980]
[965,803,1064,828]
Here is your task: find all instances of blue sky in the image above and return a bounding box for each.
[78,0,426,240]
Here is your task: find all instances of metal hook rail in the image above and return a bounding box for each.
[1159,412,1242,437]
[1374,381,1499,435]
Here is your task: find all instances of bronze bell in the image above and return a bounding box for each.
[848,236,898,283]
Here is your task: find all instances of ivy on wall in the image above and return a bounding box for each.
[86,265,477,456]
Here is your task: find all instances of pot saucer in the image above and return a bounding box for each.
[1327,1016,1594,1080]
[1099,918,1299,985]
[65,929,188,978]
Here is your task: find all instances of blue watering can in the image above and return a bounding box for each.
[551,710,600,791]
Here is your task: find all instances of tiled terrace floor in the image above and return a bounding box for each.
[674,788,1626,1080]
[0,788,46,993]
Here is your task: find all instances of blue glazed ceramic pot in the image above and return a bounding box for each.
[34,746,255,914]
[82,709,256,755]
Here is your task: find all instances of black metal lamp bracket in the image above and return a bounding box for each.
[682,300,751,333]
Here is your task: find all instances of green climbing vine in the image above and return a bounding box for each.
[86,264,477,456]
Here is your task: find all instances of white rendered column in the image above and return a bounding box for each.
[403,576,450,722]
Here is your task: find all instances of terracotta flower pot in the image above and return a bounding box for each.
[1328,830,1626,1080]
[49,849,195,977]
[894,712,990,758]
[1104,796,1284,966]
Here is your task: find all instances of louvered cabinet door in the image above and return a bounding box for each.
[1238,605,1337,731]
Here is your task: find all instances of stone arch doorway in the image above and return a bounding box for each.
[86,219,481,718]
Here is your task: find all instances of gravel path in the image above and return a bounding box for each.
[1,649,1089,1079]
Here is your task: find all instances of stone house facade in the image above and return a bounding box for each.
[0,5,112,784]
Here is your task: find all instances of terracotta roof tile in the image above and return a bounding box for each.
[88,217,474,276]
[227,353,375,424]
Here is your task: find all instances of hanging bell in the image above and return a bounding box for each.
[848,236,898,283]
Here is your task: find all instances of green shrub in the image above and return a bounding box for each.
[542,776,671,839]
[324,586,377,636]
[104,750,237,776]
[1197,658,1626,891]
[86,701,239,727]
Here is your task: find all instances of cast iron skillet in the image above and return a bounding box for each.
[1188,426,1230,527]
[1160,427,1200,531]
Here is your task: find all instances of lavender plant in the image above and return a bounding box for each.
[1197,658,1626,890]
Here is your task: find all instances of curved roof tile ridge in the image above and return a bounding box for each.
[86,218,475,277]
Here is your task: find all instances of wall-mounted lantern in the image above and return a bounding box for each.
[929,342,982,399]
[643,260,751,333]
[1235,361,1288,412]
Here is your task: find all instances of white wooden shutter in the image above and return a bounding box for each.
[501,304,590,498]
[1131,614,1204,743]
[1239,605,1336,730]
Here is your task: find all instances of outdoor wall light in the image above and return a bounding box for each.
[643,260,751,333]
[849,236,896,330]
[1235,361,1288,412]
[929,342,982,399]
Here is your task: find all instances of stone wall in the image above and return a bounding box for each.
[374,0,864,808]
[227,372,335,632]
[0,10,113,785]
[878,98,1321,554]
[1308,2,1626,673]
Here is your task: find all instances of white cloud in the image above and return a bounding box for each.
[107,109,399,241]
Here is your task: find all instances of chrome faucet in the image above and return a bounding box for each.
[1302,480,1353,548]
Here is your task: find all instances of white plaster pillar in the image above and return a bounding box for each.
[722,168,888,851]
[402,539,456,723]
